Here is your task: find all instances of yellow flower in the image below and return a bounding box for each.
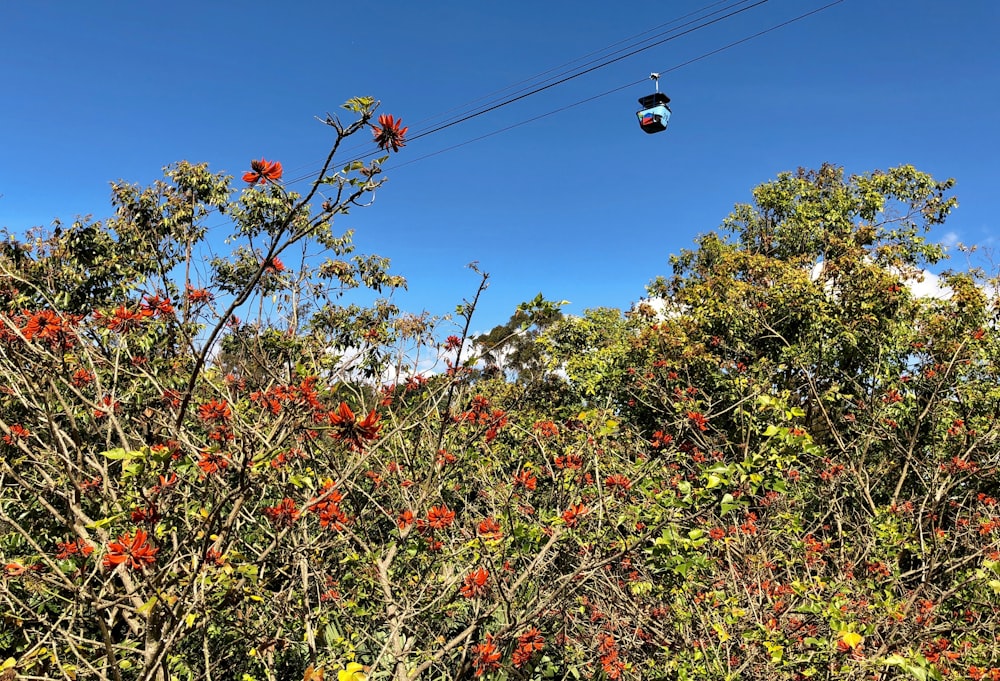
[337,663,367,681]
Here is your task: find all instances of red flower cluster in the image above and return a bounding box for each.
[512,627,545,668]
[513,469,537,491]
[197,399,232,423]
[371,114,408,152]
[103,529,158,570]
[562,503,587,527]
[477,517,503,541]
[55,539,94,560]
[460,567,489,599]
[426,505,455,530]
[472,635,501,676]
[327,402,381,450]
[243,158,283,184]
[263,498,300,528]
[2,424,30,446]
[309,482,349,532]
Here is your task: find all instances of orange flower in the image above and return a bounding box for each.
[513,469,537,491]
[197,399,232,422]
[561,503,587,527]
[472,635,501,676]
[460,567,490,599]
[21,309,61,340]
[327,402,381,450]
[477,517,503,541]
[398,509,415,529]
[263,498,300,527]
[427,504,455,530]
[512,627,545,667]
[263,257,285,273]
[103,529,159,570]
[242,158,283,184]
[371,114,408,152]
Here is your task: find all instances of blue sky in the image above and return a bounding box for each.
[2,1,997,331]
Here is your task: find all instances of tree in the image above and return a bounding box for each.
[3,154,999,681]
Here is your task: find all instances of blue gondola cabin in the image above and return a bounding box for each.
[637,92,671,134]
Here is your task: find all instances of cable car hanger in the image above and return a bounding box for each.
[636,72,671,134]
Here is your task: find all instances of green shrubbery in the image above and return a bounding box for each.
[2,100,999,680]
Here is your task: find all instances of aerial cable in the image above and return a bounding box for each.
[386,0,846,171]
[280,0,771,188]
[277,0,769,187]
[404,0,769,144]
[410,0,761,133]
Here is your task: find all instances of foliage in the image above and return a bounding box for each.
[2,145,999,681]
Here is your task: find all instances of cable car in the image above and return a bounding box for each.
[636,73,671,134]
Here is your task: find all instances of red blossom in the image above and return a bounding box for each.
[371,114,408,152]
[2,424,30,445]
[477,517,503,541]
[197,399,232,422]
[472,635,501,676]
[687,411,708,431]
[185,285,214,303]
[72,368,95,387]
[561,503,587,527]
[242,158,283,184]
[426,505,455,530]
[460,567,490,599]
[55,540,94,560]
[512,627,545,668]
[263,498,300,528]
[263,257,285,274]
[103,529,159,570]
[513,469,537,491]
[398,509,415,530]
[197,451,230,475]
[327,402,382,450]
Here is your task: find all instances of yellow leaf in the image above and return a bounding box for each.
[839,630,863,649]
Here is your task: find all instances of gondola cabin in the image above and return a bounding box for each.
[637,92,671,134]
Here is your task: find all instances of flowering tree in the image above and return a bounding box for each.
[3,146,999,681]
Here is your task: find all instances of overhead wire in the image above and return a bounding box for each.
[388,0,845,171]
[280,0,773,187]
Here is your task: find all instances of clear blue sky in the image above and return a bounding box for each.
[2,1,997,330]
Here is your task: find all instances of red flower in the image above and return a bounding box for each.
[72,369,95,387]
[533,419,559,437]
[561,503,587,527]
[443,335,462,351]
[263,498,300,528]
[242,158,283,184]
[512,627,545,668]
[55,540,94,560]
[398,509,415,530]
[2,424,30,445]
[185,285,214,303]
[327,402,381,450]
[141,294,174,316]
[263,257,285,274]
[687,411,708,431]
[371,114,408,152]
[604,474,632,496]
[197,451,230,475]
[460,567,490,599]
[21,309,63,341]
[197,399,232,422]
[513,469,537,491]
[101,305,152,333]
[427,504,455,530]
[477,517,503,541]
[103,529,159,570]
[472,635,501,676]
